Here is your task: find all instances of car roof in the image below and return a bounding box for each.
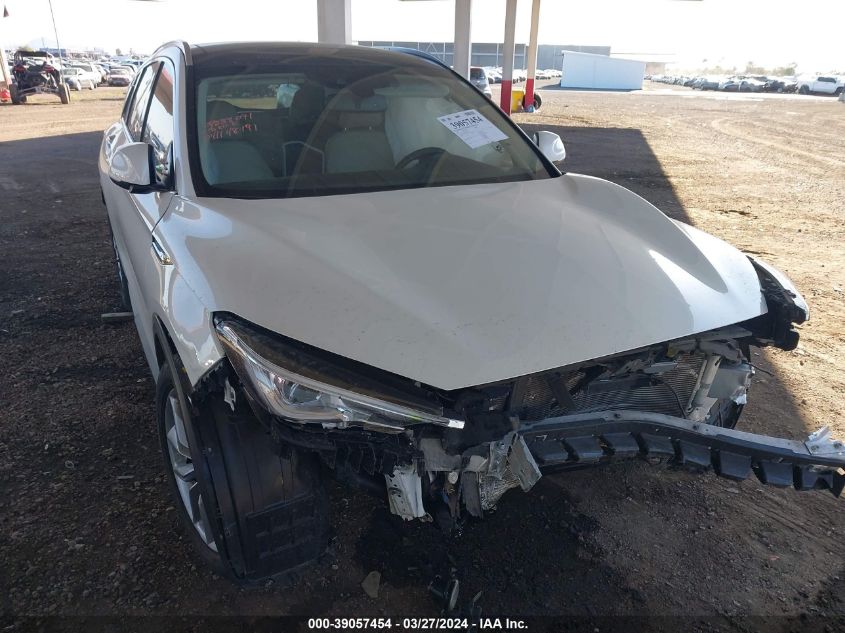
[157,40,442,71]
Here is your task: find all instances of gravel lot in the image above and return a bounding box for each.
[1,83,843,629]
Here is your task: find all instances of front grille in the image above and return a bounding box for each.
[512,352,705,421]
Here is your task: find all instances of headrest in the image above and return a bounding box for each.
[375,77,449,98]
[290,83,325,125]
[328,93,388,112]
[206,99,240,120]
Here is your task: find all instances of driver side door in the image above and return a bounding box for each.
[103,59,176,366]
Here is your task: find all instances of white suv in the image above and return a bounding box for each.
[99,41,843,584]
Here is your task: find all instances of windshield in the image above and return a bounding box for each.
[193,49,553,199]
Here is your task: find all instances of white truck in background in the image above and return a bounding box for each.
[796,75,843,95]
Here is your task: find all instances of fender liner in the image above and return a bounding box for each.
[153,318,329,583]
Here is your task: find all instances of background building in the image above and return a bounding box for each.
[559,51,646,90]
[357,41,610,69]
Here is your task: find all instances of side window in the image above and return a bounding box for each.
[125,62,161,140]
[819,77,834,83]
[142,60,176,188]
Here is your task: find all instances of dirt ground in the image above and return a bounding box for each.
[1,83,844,630]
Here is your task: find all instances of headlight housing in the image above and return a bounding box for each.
[215,317,464,432]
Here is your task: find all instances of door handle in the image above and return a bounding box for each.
[151,237,172,265]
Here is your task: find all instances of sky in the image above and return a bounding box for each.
[1,0,843,72]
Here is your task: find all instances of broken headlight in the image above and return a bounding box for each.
[215,318,464,432]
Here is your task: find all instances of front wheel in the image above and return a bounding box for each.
[156,350,330,584]
[799,85,810,95]
[156,362,227,575]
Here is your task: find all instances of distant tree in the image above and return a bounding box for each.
[771,65,796,76]
[18,44,35,52]
[745,61,766,74]
[115,47,122,56]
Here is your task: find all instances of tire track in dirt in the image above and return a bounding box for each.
[709,117,845,173]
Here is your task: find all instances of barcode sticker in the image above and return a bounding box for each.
[437,109,508,149]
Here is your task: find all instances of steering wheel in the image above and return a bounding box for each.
[396,146,447,170]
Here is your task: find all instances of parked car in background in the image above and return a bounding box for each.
[69,62,100,88]
[469,66,493,98]
[759,77,785,92]
[743,77,766,92]
[93,63,109,84]
[62,67,95,91]
[115,65,137,76]
[796,75,842,95]
[719,76,762,92]
[718,76,740,91]
[696,76,720,90]
[108,67,132,86]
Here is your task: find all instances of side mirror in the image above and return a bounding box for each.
[533,131,566,163]
[108,142,155,192]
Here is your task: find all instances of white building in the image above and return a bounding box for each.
[559,51,646,90]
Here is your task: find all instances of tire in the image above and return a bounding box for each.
[59,84,70,104]
[835,87,843,96]
[9,84,21,105]
[156,350,330,584]
[522,92,542,111]
[799,85,809,95]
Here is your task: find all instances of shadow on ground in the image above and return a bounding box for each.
[519,123,689,221]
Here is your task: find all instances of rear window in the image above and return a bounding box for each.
[192,51,553,199]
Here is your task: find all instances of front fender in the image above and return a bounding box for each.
[151,256,224,387]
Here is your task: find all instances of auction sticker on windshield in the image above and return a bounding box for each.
[437,109,508,149]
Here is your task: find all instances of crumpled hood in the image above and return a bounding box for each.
[163,174,766,390]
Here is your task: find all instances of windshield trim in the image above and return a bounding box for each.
[185,48,560,201]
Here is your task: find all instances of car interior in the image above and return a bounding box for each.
[195,70,541,194]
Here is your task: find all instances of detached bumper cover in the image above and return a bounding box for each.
[519,411,844,492]
[414,410,845,520]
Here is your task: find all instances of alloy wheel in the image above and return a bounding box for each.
[163,390,218,552]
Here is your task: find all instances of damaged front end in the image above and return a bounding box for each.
[207,261,843,527]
